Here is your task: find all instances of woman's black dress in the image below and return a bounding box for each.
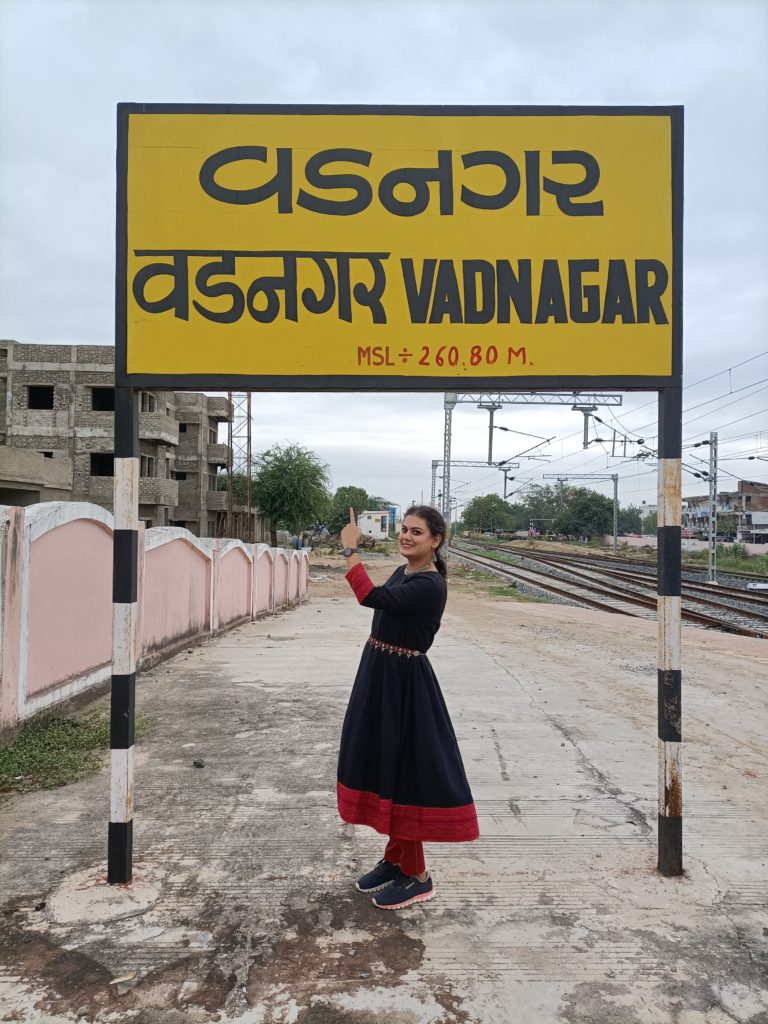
[337,562,479,843]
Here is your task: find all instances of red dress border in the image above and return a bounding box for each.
[337,781,480,843]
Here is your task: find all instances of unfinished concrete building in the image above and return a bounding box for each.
[0,341,233,536]
[171,392,231,535]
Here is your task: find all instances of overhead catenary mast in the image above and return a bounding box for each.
[226,392,254,542]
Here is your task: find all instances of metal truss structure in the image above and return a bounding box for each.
[430,459,520,510]
[441,392,624,524]
[225,392,255,542]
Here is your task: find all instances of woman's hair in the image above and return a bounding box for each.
[403,505,448,579]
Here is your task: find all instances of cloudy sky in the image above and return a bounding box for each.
[1,0,766,516]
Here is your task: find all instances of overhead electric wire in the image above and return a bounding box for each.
[684,405,768,438]
[624,351,766,420]
[442,352,768,507]
[592,352,768,441]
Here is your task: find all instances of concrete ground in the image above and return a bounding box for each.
[1,555,767,1024]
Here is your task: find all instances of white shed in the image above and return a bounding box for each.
[359,510,390,539]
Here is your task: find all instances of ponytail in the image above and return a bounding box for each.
[404,505,448,580]
[434,549,448,579]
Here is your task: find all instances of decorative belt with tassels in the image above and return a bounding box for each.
[367,635,424,658]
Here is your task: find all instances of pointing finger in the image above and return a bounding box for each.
[349,507,356,525]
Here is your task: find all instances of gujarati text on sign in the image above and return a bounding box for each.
[119,106,680,387]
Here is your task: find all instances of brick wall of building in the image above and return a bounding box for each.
[0,341,232,536]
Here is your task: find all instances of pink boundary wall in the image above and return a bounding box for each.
[272,549,289,609]
[0,503,310,732]
[140,528,213,657]
[603,535,768,555]
[253,545,274,617]
[217,540,253,629]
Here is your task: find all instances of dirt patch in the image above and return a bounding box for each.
[296,1007,419,1024]
[0,922,114,1019]
[295,1007,422,1024]
[247,890,426,1005]
[309,555,403,598]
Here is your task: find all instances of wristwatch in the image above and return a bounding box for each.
[342,547,359,557]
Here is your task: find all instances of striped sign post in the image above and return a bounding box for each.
[657,387,683,876]
[108,386,139,884]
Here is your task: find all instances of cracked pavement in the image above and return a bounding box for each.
[1,554,767,1023]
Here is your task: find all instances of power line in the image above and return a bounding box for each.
[684,404,768,439]
[439,352,768,504]
[593,352,768,440]
[680,375,768,416]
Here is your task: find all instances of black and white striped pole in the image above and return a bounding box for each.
[657,386,683,876]
[109,386,139,884]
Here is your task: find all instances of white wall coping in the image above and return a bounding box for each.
[218,538,254,562]
[254,543,274,561]
[21,501,114,543]
[271,547,290,562]
[144,526,213,559]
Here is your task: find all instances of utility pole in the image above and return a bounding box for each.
[707,431,718,583]
[430,459,519,520]
[442,394,457,525]
[572,404,598,448]
[478,401,503,463]
[430,460,439,508]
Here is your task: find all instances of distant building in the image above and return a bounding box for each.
[749,511,768,544]
[359,510,390,539]
[170,392,232,536]
[0,445,71,506]
[683,481,768,542]
[0,341,234,537]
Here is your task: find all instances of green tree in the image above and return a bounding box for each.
[250,444,331,545]
[217,470,248,504]
[506,502,531,531]
[641,511,657,535]
[617,504,643,535]
[521,484,562,533]
[368,494,394,510]
[462,494,516,532]
[327,485,372,535]
[554,487,613,539]
[717,512,739,539]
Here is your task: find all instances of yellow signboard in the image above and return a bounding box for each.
[117,105,682,390]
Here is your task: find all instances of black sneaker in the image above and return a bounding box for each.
[372,871,435,910]
[355,859,401,893]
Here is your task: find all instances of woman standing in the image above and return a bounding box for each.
[337,505,479,910]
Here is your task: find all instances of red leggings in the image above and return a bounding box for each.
[384,837,425,877]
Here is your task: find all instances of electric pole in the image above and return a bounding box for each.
[707,431,718,583]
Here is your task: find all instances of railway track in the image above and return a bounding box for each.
[503,544,768,583]
[497,546,768,609]
[452,544,768,639]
